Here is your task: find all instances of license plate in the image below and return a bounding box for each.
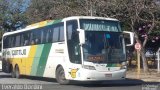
[105,74,112,77]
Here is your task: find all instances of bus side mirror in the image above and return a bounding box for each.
[77,29,85,45]
[123,31,134,46]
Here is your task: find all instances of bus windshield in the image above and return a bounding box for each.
[80,19,125,63]
[82,31,126,63]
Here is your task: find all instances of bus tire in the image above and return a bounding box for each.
[11,66,15,78]
[15,65,20,78]
[56,66,70,85]
[2,60,11,73]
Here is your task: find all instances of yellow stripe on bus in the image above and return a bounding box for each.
[25,45,37,75]
[26,20,51,28]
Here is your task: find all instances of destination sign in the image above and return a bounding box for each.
[88,55,105,62]
[80,19,120,32]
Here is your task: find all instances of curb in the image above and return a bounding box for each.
[127,77,160,82]
[141,79,160,82]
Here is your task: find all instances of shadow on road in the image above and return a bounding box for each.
[72,79,142,87]
[24,76,159,87]
[21,76,145,87]
[0,71,11,78]
[20,75,57,83]
[71,79,159,87]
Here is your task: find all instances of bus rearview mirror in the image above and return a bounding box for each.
[123,31,134,46]
[77,29,85,45]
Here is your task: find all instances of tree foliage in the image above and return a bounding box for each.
[0,0,27,33]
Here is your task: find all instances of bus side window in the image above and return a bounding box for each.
[46,29,52,43]
[66,20,81,64]
[29,32,34,45]
[52,27,59,42]
[20,34,24,46]
[59,26,64,41]
[41,29,47,44]
[23,32,30,46]
[24,40,29,46]
[52,23,64,43]
[31,40,35,45]
[10,36,15,47]
[3,36,9,48]
[35,38,39,44]
[8,36,11,48]
[34,29,42,44]
[15,35,20,47]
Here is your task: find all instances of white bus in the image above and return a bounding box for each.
[2,16,134,84]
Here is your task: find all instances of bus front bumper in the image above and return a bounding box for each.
[68,68,126,81]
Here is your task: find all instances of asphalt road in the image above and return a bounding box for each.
[0,71,159,90]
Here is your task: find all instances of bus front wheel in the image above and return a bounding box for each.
[56,66,70,85]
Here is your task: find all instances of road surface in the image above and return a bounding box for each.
[0,71,159,90]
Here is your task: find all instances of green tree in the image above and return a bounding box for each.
[25,0,96,23]
[0,0,28,32]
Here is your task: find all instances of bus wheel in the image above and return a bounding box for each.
[15,65,20,78]
[56,66,70,85]
[11,66,15,78]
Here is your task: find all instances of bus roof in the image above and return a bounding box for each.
[3,16,119,37]
[63,16,119,21]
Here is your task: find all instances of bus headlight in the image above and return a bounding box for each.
[82,65,96,70]
[120,62,127,69]
[121,62,127,66]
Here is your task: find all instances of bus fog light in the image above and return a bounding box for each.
[120,66,127,69]
[82,65,96,70]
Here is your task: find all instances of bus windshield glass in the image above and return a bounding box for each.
[82,31,126,63]
[80,19,125,63]
[80,19,121,32]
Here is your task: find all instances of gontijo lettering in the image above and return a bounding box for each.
[3,49,27,56]
[12,49,26,55]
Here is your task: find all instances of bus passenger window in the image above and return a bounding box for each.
[15,35,20,47]
[35,38,40,44]
[24,40,29,46]
[59,26,64,41]
[31,40,35,45]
